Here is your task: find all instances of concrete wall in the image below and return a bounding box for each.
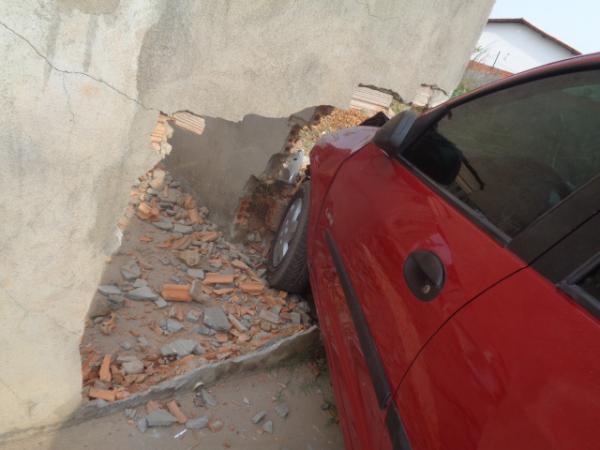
[0,0,493,438]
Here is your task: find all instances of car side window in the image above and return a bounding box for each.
[403,70,600,238]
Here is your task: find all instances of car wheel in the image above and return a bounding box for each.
[267,182,310,294]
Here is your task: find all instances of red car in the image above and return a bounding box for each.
[267,53,600,450]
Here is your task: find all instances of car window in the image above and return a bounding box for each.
[403,70,600,237]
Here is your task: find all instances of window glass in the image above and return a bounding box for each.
[404,70,600,237]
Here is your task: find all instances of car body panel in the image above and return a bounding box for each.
[313,142,525,388]
[396,267,600,450]
[308,139,526,449]
[306,54,600,450]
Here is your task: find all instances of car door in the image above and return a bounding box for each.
[395,210,600,450]
[311,64,600,449]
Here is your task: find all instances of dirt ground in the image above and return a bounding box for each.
[0,361,344,450]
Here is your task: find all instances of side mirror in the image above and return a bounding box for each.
[373,109,418,157]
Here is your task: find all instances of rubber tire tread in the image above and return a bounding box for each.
[267,182,310,294]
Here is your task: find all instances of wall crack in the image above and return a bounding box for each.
[0,20,157,112]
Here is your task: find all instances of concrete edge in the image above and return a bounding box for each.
[0,326,319,443]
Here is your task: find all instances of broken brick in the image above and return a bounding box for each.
[146,400,161,413]
[99,354,112,383]
[239,281,265,294]
[204,273,235,285]
[231,260,250,271]
[194,231,219,242]
[188,208,203,224]
[88,387,116,402]
[161,284,192,302]
[166,400,188,424]
[137,202,160,221]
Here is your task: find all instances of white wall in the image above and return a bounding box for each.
[477,22,575,73]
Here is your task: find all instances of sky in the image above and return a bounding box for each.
[490,0,599,54]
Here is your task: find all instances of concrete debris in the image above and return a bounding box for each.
[121,357,144,375]
[196,325,216,336]
[173,224,193,234]
[81,167,311,399]
[160,318,184,333]
[186,416,209,430]
[186,310,201,323]
[136,417,148,433]
[98,285,121,296]
[178,250,201,267]
[203,306,231,331]
[201,389,217,407]
[259,309,280,324]
[146,409,178,427]
[187,269,205,279]
[133,278,148,288]
[153,218,174,231]
[208,419,224,432]
[149,169,166,190]
[263,420,274,434]
[124,408,137,419]
[160,339,202,358]
[154,297,168,309]
[121,260,141,281]
[275,402,290,418]
[251,411,267,424]
[126,286,158,301]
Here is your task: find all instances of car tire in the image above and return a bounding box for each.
[267,182,310,294]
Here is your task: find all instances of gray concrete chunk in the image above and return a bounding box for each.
[154,297,168,309]
[152,218,174,231]
[160,318,184,333]
[98,285,121,296]
[133,278,148,288]
[262,420,273,434]
[145,410,177,427]
[251,411,266,424]
[160,339,200,358]
[275,402,289,418]
[187,269,205,279]
[259,309,280,324]
[203,306,231,331]
[126,286,158,301]
[121,260,141,281]
[121,357,144,375]
[173,224,193,234]
[201,389,217,407]
[196,325,216,336]
[186,416,209,430]
[136,417,148,433]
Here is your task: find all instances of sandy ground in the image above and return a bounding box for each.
[1,362,344,450]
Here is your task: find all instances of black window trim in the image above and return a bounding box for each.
[558,252,600,320]
[393,63,600,261]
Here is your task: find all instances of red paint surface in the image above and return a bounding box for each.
[309,141,525,449]
[306,54,600,449]
[397,268,600,450]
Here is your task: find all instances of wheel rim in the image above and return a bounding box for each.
[272,197,303,267]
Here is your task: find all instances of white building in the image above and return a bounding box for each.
[477,18,580,74]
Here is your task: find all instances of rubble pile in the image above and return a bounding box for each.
[81,167,312,402]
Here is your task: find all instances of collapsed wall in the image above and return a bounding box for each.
[0,0,493,438]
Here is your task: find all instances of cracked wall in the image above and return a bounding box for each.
[0,0,493,438]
